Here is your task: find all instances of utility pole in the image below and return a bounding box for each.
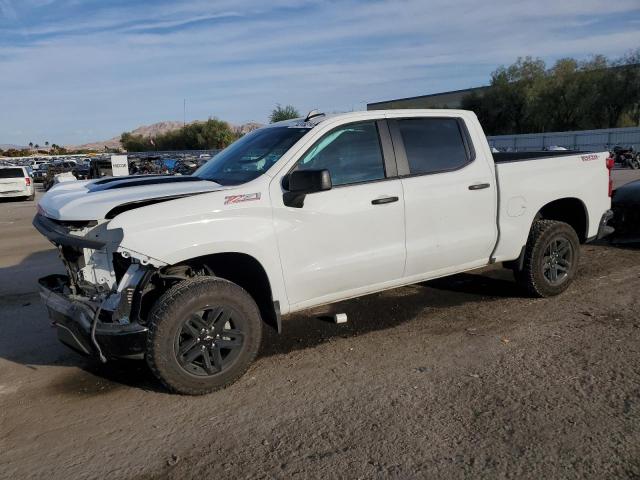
[183,99,186,127]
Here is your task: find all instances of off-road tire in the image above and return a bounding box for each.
[515,220,580,298]
[146,277,262,395]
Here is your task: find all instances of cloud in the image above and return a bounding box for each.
[122,12,242,33]
[0,0,17,20]
[0,0,639,144]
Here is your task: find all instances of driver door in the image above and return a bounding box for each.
[270,120,406,309]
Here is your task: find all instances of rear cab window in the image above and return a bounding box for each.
[391,117,474,175]
[0,168,25,178]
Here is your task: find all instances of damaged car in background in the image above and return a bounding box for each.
[611,178,640,243]
[34,109,613,395]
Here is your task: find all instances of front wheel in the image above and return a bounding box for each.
[515,220,580,297]
[146,277,263,395]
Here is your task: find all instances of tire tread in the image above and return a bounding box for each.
[516,219,579,298]
[146,276,262,395]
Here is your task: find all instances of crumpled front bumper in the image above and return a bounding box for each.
[39,274,148,360]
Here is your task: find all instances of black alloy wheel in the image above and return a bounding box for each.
[541,236,574,286]
[175,306,245,376]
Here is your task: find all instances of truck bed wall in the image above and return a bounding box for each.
[493,150,584,162]
[492,152,611,262]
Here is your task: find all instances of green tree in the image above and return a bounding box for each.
[588,51,640,128]
[461,91,491,127]
[461,51,640,135]
[3,148,32,157]
[490,57,545,134]
[532,58,588,131]
[269,104,300,123]
[624,49,640,126]
[121,118,237,152]
[120,132,152,152]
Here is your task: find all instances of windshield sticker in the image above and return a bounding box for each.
[224,193,261,205]
[289,121,316,128]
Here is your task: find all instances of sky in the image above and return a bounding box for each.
[0,0,639,146]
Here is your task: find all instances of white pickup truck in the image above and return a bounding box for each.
[34,109,614,394]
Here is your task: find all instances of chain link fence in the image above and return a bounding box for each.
[488,126,640,152]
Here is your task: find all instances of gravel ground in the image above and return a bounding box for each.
[1,176,639,479]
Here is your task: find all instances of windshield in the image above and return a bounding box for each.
[194,126,311,185]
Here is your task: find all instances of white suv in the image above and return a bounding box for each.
[0,166,35,201]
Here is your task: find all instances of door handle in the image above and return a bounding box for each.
[371,196,399,205]
[468,183,490,191]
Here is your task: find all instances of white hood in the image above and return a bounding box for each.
[38,175,223,221]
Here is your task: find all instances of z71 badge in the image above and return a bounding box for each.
[224,192,261,205]
[581,154,599,162]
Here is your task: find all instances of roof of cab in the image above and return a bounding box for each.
[267,108,472,129]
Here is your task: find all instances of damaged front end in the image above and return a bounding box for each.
[33,213,159,360]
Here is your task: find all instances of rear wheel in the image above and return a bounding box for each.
[515,220,580,297]
[146,277,262,395]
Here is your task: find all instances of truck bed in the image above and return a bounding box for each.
[491,151,611,263]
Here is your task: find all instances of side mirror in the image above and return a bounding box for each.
[283,169,332,208]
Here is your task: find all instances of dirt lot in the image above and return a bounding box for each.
[1,174,639,479]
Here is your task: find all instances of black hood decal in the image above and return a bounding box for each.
[89,175,204,192]
[105,191,210,219]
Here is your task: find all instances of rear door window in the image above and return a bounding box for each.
[395,118,470,175]
[0,168,24,178]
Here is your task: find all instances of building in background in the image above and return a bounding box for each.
[366,68,640,151]
[367,85,490,110]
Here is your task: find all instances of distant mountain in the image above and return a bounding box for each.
[128,120,186,139]
[232,122,263,135]
[68,120,265,151]
[68,121,186,151]
[0,144,28,150]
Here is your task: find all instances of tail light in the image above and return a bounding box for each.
[606,155,614,197]
[25,177,31,186]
